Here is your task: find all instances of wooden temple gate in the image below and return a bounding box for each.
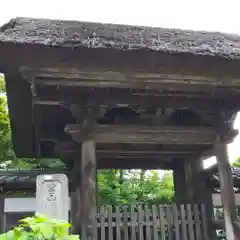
[0,17,240,239]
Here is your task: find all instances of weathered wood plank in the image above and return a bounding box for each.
[115,206,121,240]
[81,140,97,240]
[107,206,113,240]
[194,204,202,240]
[200,204,210,240]
[70,188,81,234]
[22,66,240,93]
[159,206,166,240]
[137,205,144,240]
[187,204,194,240]
[36,87,240,111]
[145,205,151,239]
[180,205,187,240]
[130,205,136,240]
[173,204,180,240]
[66,124,216,145]
[55,142,194,158]
[123,206,129,240]
[100,206,105,240]
[152,205,158,240]
[166,206,173,240]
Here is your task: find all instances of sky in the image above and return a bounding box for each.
[0,0,240,168]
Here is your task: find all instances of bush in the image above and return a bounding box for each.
[0,213,79,240]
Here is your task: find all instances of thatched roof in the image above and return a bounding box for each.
[1,17,240,59]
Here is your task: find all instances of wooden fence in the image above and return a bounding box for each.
[93,204,210,240]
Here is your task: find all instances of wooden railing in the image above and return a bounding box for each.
[92,204,210,240]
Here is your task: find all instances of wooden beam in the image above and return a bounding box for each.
[54,141,195,159]
[98,158,173,170]
[81,140,97,239]
[21,66,240,93]
[35,86,240,110]
[65,124,216,145]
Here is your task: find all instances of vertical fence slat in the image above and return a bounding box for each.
[92,207,97,240]
[108,205,113,240]
[123,206,129,240]
[100,206,105,240]
[180,204,187,240]
[145,205,151,239]
[159,206,166,240]
[137,205,144,240]
[187,204,194,240]
[97,203,207,240]
[173,204,180,240]
[116,206,121,240]
[131,205,136,240]
[166,206,173,240]
[194,204,202,240]
[201,204,210,240]
[152,205,158,240]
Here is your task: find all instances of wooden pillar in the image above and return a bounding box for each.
[173,159,199,204]
[214,109,238,240]
[0,185,5,233]
[215,137,237,240]
[183,159,196,203]
[70,187,81,234]
[173,160,187,203]
[81,140,97,240]
[174,158,217,239]
[205,184,217,240]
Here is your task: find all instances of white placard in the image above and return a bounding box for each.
[36,174,69,221]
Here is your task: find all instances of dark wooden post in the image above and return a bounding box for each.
[175,158,217,239]
[70,187,81,234]
[173,160,187,203]
[81,140,97,240]
[215,138,237,240]
[183,159,196,203]
[66,105,99,239]
[215,110,238,240]
[0,185,5,233]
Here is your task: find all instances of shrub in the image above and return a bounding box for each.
[0,213,79,240]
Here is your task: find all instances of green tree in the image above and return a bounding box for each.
[0,75,65,169]
[98,170,174,205]
[232,157,240,167]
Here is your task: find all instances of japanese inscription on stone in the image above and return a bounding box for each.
[36,174,69,221]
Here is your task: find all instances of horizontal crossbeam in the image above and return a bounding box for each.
[65,124,217,145]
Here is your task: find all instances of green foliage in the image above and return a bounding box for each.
[0,213,79,240]
[98,170,174,205]
[0,75,5,93]
[232,157,240,167]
